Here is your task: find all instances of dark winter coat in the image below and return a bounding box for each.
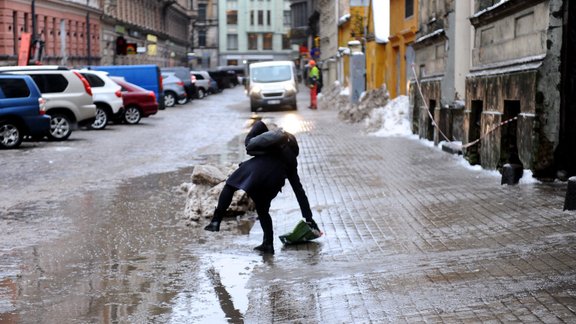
[226,121,312,219]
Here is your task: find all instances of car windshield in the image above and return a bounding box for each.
[251,65,291,83]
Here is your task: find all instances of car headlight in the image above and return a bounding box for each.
[250,86,262,98]
[284,84,296,96]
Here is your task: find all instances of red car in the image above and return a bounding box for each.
[110,76,159,124]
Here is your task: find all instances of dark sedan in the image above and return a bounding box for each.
[110,76,159,125]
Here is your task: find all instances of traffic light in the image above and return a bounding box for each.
[116,36,127,55]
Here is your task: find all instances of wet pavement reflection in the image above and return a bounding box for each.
[0,161,264,323]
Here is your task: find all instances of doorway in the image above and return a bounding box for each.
[468,100,483,165]
[427,100,436,141]
[501,100,521,168]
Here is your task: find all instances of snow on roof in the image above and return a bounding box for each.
[415,29,444,44]
[468,54,545,77]
[372,0,390,43]
[472,0,510,18]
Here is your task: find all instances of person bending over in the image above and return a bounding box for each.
[204,121,319,254]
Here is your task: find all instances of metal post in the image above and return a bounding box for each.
[86,0,91,66]
[31,0,36,41]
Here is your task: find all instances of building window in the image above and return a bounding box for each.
[267,10,271,26]
[293,3,306,26]
[227,10,238,25]
[248,33,258,50]
[282,34,290,49]
[198,29,206,47]
[405,0,414,18]
[258,10,264,25]
[250,10,254,25]
[263,33,273,50]
[283,11,291,26]
[227,34,238,50]
[198,4,207,21]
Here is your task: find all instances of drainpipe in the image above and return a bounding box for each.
[86,0,91,66]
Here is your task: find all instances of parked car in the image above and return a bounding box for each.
[0,65,97,141]
[190,71,213,99]
[0,74,50,149]
[247,61,298,112]
[75,69,124,130]
[161,66,197,103]
[110,76,158,125]
[208,69,236,90]
[209,77,220,94]
[91,64,165,110]
[217,65,246,86]
[161,72,187,107]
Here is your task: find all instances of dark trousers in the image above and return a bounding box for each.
[215,184,274,244]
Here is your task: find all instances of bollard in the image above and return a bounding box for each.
[564,177,576,211]
[501,164,523,185]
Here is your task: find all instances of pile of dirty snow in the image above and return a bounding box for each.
[318,81,391,124]
[180,164,255,227]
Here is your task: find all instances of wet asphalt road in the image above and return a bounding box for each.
[2,84,576,323]
[0,86,256,323]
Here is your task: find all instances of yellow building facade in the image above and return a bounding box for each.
[338,6,367,87]
[366,0,418,98]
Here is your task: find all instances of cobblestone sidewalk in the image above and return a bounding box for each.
[240,107,576,323]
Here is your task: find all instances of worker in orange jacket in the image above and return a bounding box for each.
[308,60,320,109]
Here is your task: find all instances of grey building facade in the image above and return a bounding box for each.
[464,0,569,180]
[218,0,292,67]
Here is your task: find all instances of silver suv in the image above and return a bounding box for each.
[190,71,212,99]
[0,66,96,140]
[161,72,187,107]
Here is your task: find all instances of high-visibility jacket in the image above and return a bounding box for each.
[309,66,320,83]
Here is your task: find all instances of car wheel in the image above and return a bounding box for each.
[48,113,72,141]
[197,88,206,99]
[123,106,142,125]
[164,92,176,107]
[0,120,23,149]
[90,106,108,130]
[291,99,298,110]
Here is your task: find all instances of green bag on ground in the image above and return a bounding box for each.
[279,220,323,244]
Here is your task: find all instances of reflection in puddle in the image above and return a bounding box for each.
[206,267,244,322]
[169,253,259,323]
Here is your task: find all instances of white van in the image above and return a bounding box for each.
[247,61,298,112]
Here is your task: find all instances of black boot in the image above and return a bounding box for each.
[204,208,224,232]
[204,220,221,232]
[254,242,274,254]
[254,207,274,253]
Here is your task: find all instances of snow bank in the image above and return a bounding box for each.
[318,81,391,123]
[364,95,413,137]
[181,163,255,227]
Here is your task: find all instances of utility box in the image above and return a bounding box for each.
[348,40,365,104]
